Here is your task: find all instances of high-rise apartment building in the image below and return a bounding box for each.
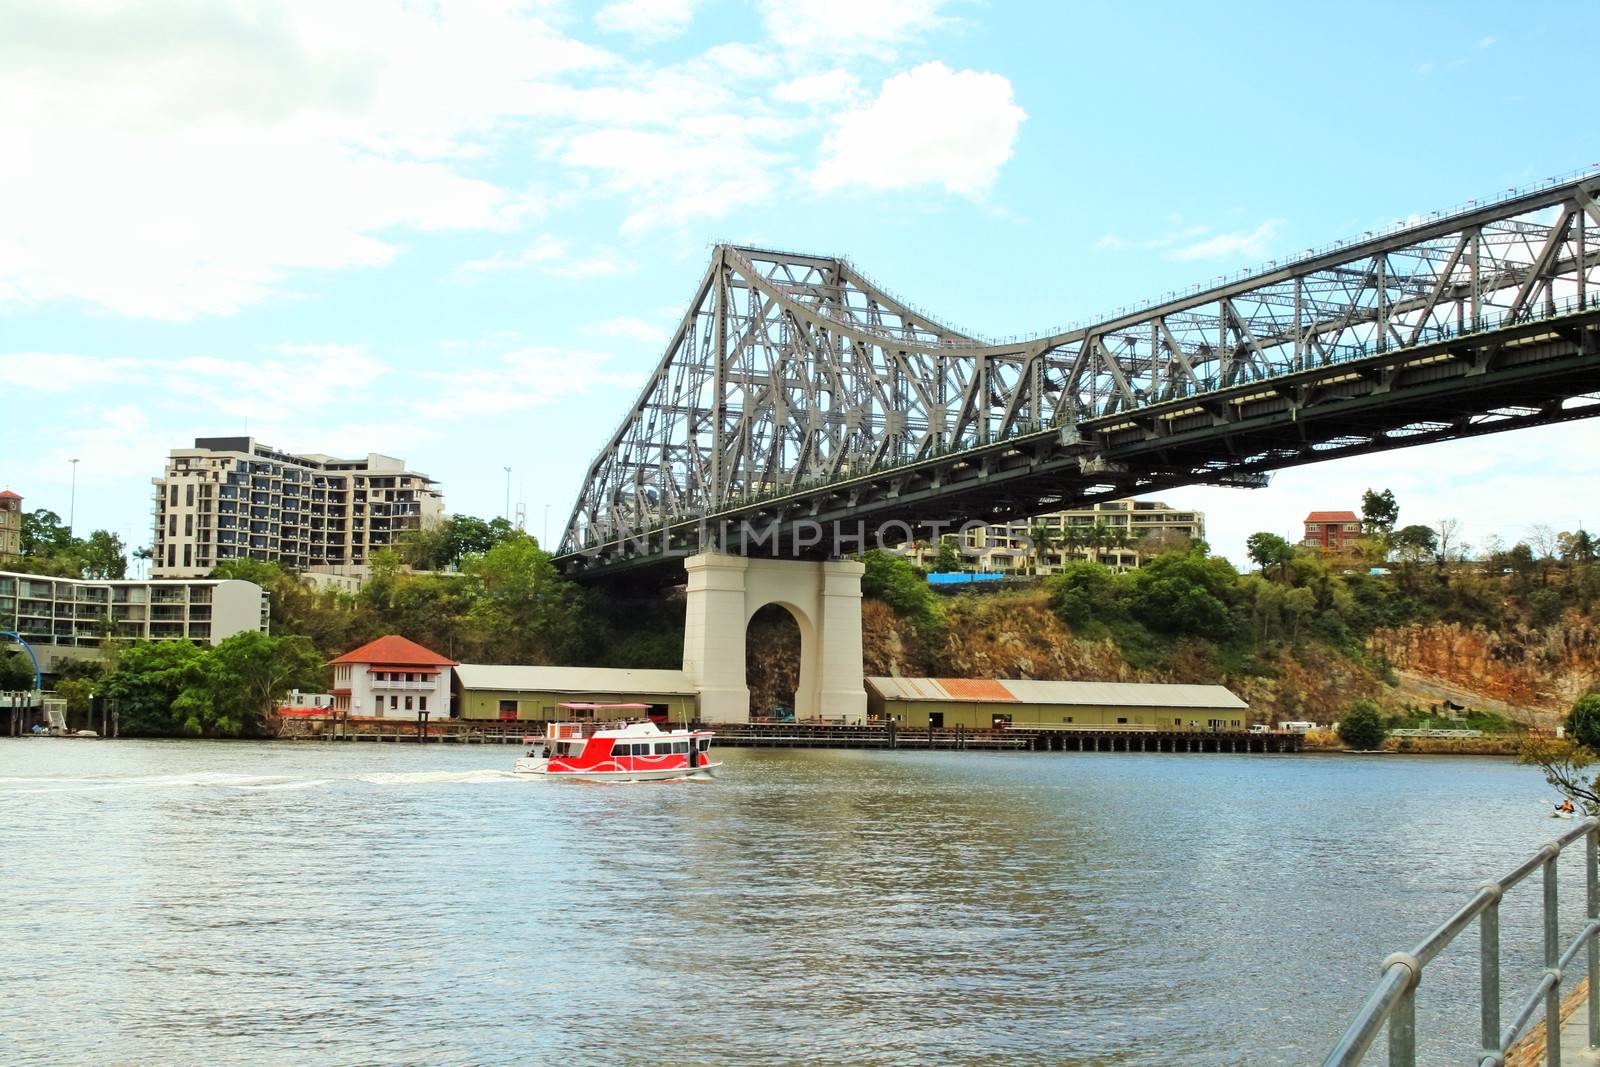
[0,490,21,560]
[152,437,443,578]
[914,499,1206,575]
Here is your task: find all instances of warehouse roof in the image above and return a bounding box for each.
[866,677,1246,709]
[453,664,697,695]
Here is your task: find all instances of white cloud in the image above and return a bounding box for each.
[0,353,149,392]
[594,0,698,43]
[426,346,639,417]
[584,316,672,345]
[774,69,861,105]
[813,62,1025,197]
[0,1,610,319]
[759,0,954,58]
[561,125,788,232]
[1165,220,1283,262]
[460,237,635,278]
[460,236,571,273]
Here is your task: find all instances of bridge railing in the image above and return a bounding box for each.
[1323,817,1600,1066]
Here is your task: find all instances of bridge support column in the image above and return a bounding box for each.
[681,553,867,725]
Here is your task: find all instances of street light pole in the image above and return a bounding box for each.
[503,466,511,522]
[69,458,79,536]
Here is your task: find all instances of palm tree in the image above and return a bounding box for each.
[1062,524,1085,562]
[1027,523,1060,575]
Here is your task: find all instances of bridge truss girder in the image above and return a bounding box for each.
[560,174,1600,576]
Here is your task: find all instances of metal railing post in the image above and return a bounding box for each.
[1589,828,1599,1050]
[1383,953,1420,1067]
[1480,883,1502,1061]
[1546,853,1563,1067]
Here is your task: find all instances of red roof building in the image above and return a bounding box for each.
[329,635,457,719]
[1303,511,1362,553]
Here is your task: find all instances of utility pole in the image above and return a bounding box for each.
[69,458,79,536]
[503,466,511,523]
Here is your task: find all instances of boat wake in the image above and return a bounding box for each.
[0,769,524,795]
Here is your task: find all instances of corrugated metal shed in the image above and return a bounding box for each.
[866,676,1245,709]
[453,664,697,694]
[999,679,1246,709]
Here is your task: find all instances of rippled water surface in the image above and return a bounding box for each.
[0,740,1583,1065]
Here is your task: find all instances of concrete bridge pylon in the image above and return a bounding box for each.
[681,552,867,724]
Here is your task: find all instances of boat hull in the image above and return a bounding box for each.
[513,760,722,782]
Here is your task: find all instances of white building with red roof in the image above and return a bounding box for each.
[330,635,458,719]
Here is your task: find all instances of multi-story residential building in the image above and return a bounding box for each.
[915,499,1205,575]
[1303,510,1363,554]
[329,634,456,719]
[151,437,444,578]
[0,490,21,560]
[0,571,269,670]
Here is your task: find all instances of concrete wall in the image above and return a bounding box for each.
[457,688,697,724]
[872,695,1246,731]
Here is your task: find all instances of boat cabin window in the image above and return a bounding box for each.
[654,742,672,755]
[614,743,634,756]
[672,741,688,753]
[696,738,710,752]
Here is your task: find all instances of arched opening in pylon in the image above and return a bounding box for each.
[745,602,803,720]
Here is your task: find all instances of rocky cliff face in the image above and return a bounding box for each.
[1368,616,1600,726]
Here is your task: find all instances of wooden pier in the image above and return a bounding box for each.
[276,715,1303,753]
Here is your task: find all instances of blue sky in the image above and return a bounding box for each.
[2,0,1595,566]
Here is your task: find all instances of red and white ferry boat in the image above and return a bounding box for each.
[513,704,721,782]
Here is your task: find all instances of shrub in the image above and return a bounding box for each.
[1565,693,1600,751]
[1339,699,1387,750]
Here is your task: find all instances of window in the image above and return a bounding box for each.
[673,741,689,754]
[183,545,191,568]
[404,696,413,711]
[498,699,518,714]
[169,484,178,505]
[184,515,193,536]
[1116,717,1128,724]
[389,695,398,709]
[169,515,177,536]
[186,484,194,506]
[654,743,672,755]
[419,697,427,712]
[697,739,710,752]
[614,744,632,756]
[1062,716,1073,723]
[1174,718,1182,726]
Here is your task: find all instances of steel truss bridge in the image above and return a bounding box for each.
[558,171,1600,579]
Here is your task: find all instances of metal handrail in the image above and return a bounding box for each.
[1324,818,1600,1066]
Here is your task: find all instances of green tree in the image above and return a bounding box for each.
[463,533,588,662]
[1361,489,1399,536]
[21,509,74,557]
[860,550,942,637]
[1048,561,1117,628]
[171,632,325,737]
[1027,523,1059,575]
[1338,699,1387,749]
[80,529,128,579]
[1122,549,1235,637]
[1246,531,1296,582]
[1566,694,1600,750]
[1390,525,1439,564]
[98,641,209,736]
[0,649,36,691]
[1521,694,1600,812]
[933,535,964,573]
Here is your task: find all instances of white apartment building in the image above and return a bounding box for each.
[329,635,456,720]
[915,499,1206,575]
[152,437,444,578]
[0,571,270,670]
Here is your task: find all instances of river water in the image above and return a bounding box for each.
[0,740,1585,1066]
